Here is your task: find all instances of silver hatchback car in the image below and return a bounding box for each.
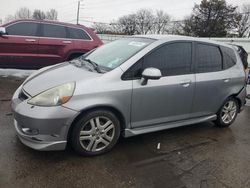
[12,35,247,156]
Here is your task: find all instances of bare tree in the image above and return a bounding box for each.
[15,7,32,19]
[92,22,109,34]
[237,4,250,37]
[118,14,137,35]
[32,9,46,20]
[4,8,32,23]
[46,9,58,20]
[135,9,154,34]
[168,21,185,35]
[4,8,58,23]
[91,8,178,35]
[153,10,171,34]
[4,15,15,23]
[109,21,123,34]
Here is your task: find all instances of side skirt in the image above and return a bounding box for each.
[123,114,217,137]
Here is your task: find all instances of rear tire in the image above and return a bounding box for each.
[71,110,121,156]
[215,97,239,127]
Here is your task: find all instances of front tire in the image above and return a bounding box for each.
[215,97,239,127]
[71,110,121,156]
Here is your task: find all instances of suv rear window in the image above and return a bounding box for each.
[68,27,91,40]
[6,22,38,36]
[42,24,67,39]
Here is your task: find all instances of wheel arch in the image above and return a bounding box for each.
[218,94,242,114]
[216,85,246,114]
[231,94,242,112]
[67,105,127,142]
[229,86,246,112]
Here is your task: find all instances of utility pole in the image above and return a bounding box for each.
[76,1,80,24]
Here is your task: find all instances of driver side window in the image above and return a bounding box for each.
[122,42,192,80]
[121,59,143,80]
[143,42,192,76]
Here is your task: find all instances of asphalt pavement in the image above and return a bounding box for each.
[1,76,250,188]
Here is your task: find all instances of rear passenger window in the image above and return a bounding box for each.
[196,44,222,73]
[6,22,38,36]
[221,47,236,69]
[68,27,91,40]
[143,42,192,76]
[42,24,67,39]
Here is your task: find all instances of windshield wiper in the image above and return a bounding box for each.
[83,58,102,73]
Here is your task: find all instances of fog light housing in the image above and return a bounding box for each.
[22,128,39,135]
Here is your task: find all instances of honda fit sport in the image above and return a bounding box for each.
[11,35,246,156]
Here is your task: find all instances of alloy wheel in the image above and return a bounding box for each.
[79,116,115,152]
[221,100,237,124]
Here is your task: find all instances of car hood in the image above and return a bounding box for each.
[22,62,101,96]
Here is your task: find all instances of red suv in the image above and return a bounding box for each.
[0,19,103,69]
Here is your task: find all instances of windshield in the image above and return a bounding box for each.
[81,38,155,71]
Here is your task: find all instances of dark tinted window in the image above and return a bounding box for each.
[221,46,236,69]
[122,59,143,80]
[6,22,38,36]
[232,45,248,69]
[68,27,91,40]
[42,24,67,38]
[143,42,192,76]
[196,44,222,73]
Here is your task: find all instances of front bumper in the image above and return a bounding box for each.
[11,86,78,151]
[14,120,67,151]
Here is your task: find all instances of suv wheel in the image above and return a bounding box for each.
[71,110,121,156]
[215,98,239,127]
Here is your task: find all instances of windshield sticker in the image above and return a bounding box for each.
[128,41,147,47]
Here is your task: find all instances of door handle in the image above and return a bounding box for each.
[62,41,72,44]
[25,39,36,42]
[180,80,191,87]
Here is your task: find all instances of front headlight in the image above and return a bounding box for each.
[28,82,75,106]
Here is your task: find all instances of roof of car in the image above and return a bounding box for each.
[133,34,232,48]
[3,19,90,30]
[134,34,192,40]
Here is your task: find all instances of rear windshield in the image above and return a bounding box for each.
[82,38,155,70]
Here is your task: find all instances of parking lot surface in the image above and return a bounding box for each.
[0,76,250,188]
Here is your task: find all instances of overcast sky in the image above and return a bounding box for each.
[0,0,249,26]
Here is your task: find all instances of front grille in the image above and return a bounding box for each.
[18,90,29,101]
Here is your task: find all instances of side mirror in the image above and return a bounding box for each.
[141,67,162,85]
[0,27,7,36]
